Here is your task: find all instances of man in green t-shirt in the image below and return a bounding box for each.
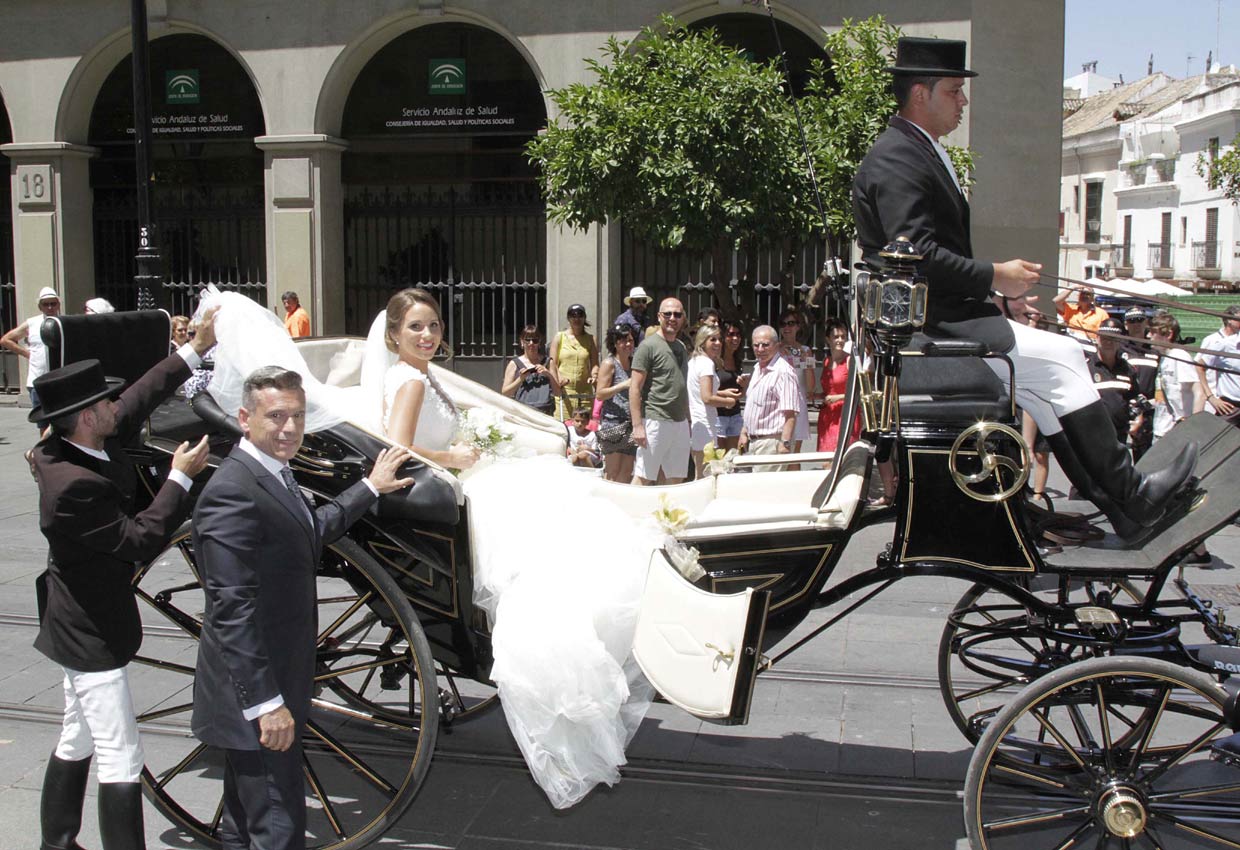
[629,297,690,484]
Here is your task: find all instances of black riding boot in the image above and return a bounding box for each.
[97,782,145,850]
[40,754,91,850]
[1056,401,1197,537]
[1044,432,1141,538]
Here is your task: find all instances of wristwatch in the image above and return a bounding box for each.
[780,439,794,452]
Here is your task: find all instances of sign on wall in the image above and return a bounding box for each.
[343,24,545,137]
[165,70,200,105]
[89,35,264,144]
[429,60,466,95]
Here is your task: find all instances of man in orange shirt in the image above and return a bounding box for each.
[1054,283,1109,340]
[281,291,311,338]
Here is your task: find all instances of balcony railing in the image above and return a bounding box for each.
[1147,242,1173,269]
[1111,245,1133,270]
[1192,240,1220,270]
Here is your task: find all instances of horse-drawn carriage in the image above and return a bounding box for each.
[41,244,1240,850]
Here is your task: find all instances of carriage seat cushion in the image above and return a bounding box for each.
[898,332,1009,422]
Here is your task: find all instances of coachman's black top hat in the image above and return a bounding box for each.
[886,37,977,78]
[29,359,125,423]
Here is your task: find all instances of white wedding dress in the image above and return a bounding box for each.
[197,290,660,809]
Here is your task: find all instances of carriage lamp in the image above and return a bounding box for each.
[860,237,928,349]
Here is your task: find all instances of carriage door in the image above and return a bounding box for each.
[88,34,267,314]
[0,93,16,394]
[341,24,547,380]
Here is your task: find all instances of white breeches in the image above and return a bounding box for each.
[55,666,144,783]
[984,319,1099,437]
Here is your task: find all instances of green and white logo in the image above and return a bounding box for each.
[428,59,466,95]
[166,69,200,105]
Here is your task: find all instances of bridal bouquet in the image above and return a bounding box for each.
[457,407,517,458]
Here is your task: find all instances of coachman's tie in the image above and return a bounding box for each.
[279,466,314,526]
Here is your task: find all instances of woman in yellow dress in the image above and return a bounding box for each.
[549,303,599,420]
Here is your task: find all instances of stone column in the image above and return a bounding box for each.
[546,220,606,335]
[1,142,98,387]
[255,135,349,335]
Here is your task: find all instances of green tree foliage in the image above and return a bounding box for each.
[1196,134,1240,204]
[527,16,819,316]
[799,17,898,249]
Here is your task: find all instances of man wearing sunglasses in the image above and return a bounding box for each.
[629,297,691,484]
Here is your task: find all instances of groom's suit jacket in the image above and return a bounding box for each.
[852,115,1014,353]
[191,447,377,749]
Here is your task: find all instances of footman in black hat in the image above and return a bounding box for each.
[851,37,1196,539]
[29,306,219,850]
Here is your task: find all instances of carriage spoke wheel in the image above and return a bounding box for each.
[939,584,1083,743]
[131,526,438,850]
[964,656,1240,850]
[938,581,1158,744]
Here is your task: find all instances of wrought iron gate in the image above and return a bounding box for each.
[619,227,833,352]
[93,185,267,316]
[342,182,546,357]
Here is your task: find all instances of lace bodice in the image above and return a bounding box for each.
[383,361,458,451]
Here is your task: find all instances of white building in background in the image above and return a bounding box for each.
[1061,67,1240,290]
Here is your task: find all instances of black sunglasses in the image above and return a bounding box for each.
[567,311,586,318]
[660,311,684,318]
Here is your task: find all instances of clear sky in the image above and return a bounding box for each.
[1064,0,1240,83]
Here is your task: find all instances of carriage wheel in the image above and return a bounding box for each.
[964,656,1240,850]
[938,583,1082,743]
[131,526,438,850]
[938,580,1162,743]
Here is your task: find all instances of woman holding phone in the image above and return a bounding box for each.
[502,324,559,415]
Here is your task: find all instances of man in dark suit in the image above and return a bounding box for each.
[851,36,1195,539]
[30,308,219,850]
[191,366,413,850]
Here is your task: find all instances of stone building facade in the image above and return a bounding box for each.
[1,0,1063,385]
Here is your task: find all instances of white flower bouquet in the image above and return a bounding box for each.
[456,406,517,458]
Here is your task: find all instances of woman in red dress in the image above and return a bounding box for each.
[816,318,858,453]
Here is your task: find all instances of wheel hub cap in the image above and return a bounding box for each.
[1099,787,1147,838]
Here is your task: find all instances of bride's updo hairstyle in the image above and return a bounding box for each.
[384,287,452,359]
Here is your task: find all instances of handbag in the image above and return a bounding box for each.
[596,419,632,445]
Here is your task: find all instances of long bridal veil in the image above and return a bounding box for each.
[195,288,392,434]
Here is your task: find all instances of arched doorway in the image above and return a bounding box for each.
[88,33,266,314]
[0,92,15,389]
[340,22,547,356]
[619,14,831,334]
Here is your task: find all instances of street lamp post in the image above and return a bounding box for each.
[130,0,162,309]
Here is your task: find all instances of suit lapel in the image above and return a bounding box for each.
[231,449,316,541]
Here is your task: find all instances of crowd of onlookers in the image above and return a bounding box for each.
[503,287,876,486]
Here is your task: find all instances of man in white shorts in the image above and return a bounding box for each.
[629,297,690,484]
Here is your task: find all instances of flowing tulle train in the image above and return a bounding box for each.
[463,455,660,808]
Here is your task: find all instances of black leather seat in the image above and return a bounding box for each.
[897,332,1011,423]
[41,310,171,383]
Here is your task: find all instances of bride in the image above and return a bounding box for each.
[198,287,660,809]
